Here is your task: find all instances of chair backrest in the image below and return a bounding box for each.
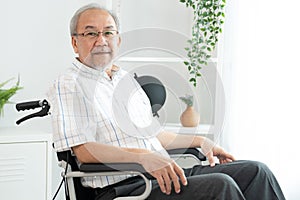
[134,73,166,117]
[56,151,95,200]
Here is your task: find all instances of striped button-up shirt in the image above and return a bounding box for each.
[47,58,168,188]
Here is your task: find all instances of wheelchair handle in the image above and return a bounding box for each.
[16,99,50,125]
[16,100,43,111]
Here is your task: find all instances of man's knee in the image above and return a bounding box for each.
[242,160,272,177]
[209,173,239,188]
[194,173,244,199]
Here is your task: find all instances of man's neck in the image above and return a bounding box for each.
[105,64,119,79]
[77,58,119,79]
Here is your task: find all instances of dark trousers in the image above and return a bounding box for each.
[95,160,286,200]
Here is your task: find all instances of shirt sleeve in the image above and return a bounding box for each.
[47,75,97,152]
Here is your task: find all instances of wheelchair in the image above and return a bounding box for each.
[15,74,207,200]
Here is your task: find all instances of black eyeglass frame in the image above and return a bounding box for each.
[72,30,119,38]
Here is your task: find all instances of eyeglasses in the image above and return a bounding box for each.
[73,30,119,39]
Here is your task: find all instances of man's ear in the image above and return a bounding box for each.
[117,35,121,48]
[71,36,79,54]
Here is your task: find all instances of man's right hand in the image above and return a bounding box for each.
[138,152,188,195]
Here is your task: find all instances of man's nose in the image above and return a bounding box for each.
[95,34,108,45]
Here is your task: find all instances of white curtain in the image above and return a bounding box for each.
[220,0,300,199]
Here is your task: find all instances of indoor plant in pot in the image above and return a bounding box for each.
[179,94,200,127]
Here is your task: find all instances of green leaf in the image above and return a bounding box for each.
[0,77,23,116]
[189,78,196,82]
[0,78,14,88]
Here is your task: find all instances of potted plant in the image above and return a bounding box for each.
[179,94,200,127]
[0,76,23,116]
[179,0,226,87]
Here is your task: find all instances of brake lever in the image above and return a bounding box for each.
[16,99,50,125]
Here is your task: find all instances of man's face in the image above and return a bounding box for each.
[71,9,120,69]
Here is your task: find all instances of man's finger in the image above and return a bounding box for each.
[162,172,172,195]
[169,165,182,194]
[174,164,187,186]
[156,175,167,194]
[207,152,215,167]
[226,153,235,161]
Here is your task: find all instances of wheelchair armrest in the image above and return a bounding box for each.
[79,162,154,180]
[167,148,207,161]
[79,162,146,173]
[80,148,206,174]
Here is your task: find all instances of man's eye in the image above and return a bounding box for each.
[104,31,114,36]
[85,32,98,37]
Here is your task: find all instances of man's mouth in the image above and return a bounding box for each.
[91,47,111,54]
[92,51,111,55]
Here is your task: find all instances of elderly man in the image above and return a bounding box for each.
[47,3,285,200]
